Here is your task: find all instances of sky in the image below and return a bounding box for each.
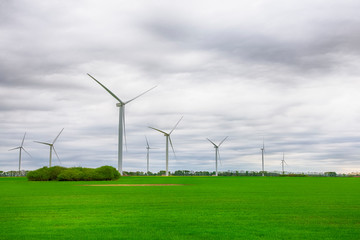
[1,0,360,174]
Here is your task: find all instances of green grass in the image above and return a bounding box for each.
[0,176,359,239]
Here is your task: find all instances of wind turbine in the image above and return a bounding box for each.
[145,136,158,174]
[87,73,156,176]
[34,128,64,167]
[281,152,288,175]
[207,136,228,176]
[261,138,265,177]
[149,116,183,176]
[9,132,31,173]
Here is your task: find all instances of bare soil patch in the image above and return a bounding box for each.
[82,184,186,186]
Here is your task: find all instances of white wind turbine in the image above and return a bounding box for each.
[9,132,31,173]
[149,116,183,176]
[88,74,156,176]
[281,152,288,175]
[145,136,158,174]
[34,128,64,167]
[207,136,228,176]
[261,138,265,177]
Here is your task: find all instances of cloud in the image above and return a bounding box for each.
[1,0,360,173]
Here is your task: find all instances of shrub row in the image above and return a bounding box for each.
[27,166,120,181]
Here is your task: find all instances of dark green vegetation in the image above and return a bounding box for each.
[0,177,359,239]
[27,166,120,181]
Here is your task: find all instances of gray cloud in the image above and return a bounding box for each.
[1,0,360,173]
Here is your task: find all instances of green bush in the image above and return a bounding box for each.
[79,167,96,181]
[27,167,51,181]
[27,166,67,181]
[48,166,67,180]
[93,166,121,180]
[27,166,120,181]
[57,168,82,181]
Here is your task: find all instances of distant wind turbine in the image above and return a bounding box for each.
[281,152,288,175]
[207,136,228,176]
[9,132,31,173]
[34,128,64,167]
[261,138,265,177]
[145,136,158,174]
[149,116,183,176]
[87,73,156,175]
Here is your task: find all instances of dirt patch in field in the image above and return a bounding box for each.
[82,184,186,186]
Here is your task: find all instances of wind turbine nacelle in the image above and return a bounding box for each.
[116,103,123,107]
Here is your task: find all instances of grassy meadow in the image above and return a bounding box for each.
[0,176,359,239]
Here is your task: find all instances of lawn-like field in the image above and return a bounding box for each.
[0,176,359,239]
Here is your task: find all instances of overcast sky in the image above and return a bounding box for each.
[1,0,360,173]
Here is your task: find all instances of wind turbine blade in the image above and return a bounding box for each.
[218,149,222,166]
[21,132,26,147]
[145,136,150,148]
[169,136,176,158]
[125,86,157,104]
[149,127,168,135]
[87,73,124,104]
[218,136,228,146]
[207,138,217,147]
[9,147,21,151]
[123,108,128,151]
[34,141,52,146]
[22,147,32,158]
[53,128,64,144]
[53,147,61,165]
[170,116,183,134]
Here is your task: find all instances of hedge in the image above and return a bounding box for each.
[27,166,120,181]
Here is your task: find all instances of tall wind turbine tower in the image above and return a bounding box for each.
[149,116,183,176]
[261,139,265,177]
[88,74,156,175]
[145,136,157,174]
[34,128,64,167]
[9,132,31,173]
[281,152,287,175]
[207,136,228,176]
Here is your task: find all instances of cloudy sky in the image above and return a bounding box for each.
[1,0,360,173]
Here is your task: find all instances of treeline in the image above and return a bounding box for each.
[0,170,29,177]
[1,169,359,177]
[123,170,356,177]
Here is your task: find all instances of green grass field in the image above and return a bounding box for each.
[0,176,359,239]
